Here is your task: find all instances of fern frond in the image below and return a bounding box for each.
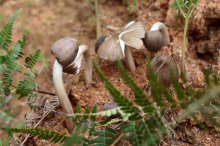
[122,122,143,145]
[179,85,220,121]
[15,73,36,98]
[2,39,25,95]
[90,127,117,146]
[7,39,24,61]
[0,10,19,50]
[25,49,40,69]
[116,61,155,113]
[3,62,18,95]
[63,132,81,146]
[91,105,97,121]
[0,55,7,64]
[93,62,141,118]
[8,128,69,143]
[147,63,164,107]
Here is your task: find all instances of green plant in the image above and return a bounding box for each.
[0,10,41,99]
[7,60,220,145]
[94,0,101,38]
[83,0,101,38]
[0,10,43,143]
[7,128,68,143]
[171,0,199,79]
[124,0,139,13]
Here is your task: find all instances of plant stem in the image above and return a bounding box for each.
[125,46,136,73]
[94,0,101,38]
[181,17,189,79]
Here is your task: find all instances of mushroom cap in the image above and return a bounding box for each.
[96,21,145,61]
[96,33,125,61]
[103,101,119,110]
[143,31,165,52]
[51,37,80,74]
[143,22,170,52]
[119,21,145,49]
[147,54,179,87]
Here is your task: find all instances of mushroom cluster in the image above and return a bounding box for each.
[143,22,179,87]
[50,21,179,132]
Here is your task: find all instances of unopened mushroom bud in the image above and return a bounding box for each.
[95,21,145,72]
[143,22,170,52]
[147,54,179,87]
[51,37,92,132]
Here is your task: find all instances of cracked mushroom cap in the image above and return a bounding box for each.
[143,22,170,52]
[147,54,179,87]
[95,21,145,61]
[51,37,84,74]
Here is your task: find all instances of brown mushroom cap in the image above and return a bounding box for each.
[143,31,165,52]
[147,54,179,87]
[143,22,170,52]
[51,37,79,74]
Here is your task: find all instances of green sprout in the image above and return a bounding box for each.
[171,0,199,79]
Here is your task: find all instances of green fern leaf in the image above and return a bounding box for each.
[8,128,69,143]
[25,49,40,69]
[147,63,164,106]
[122,122,143,145]
[3,62,19,95]
[93,62,140,117]
[116,60,155,113]
[15,73,36,98]
[0,10,19,50]
[172,75,187,108]
[90,127,116,146]
[7,38,25,62]
[2,39,25,95]
[201,109,220,128]
[0,55,7,64]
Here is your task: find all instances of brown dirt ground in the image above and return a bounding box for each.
[0,0,220,145]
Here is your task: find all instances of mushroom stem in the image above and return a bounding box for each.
[78,45,92,85]
[53,59,73,132]
[124,46,136,72]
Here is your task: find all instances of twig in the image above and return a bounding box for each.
[20,101,59,146]
[110,133,124,146]
[35,89,56,96]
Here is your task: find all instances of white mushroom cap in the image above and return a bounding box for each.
[95,21,145,61]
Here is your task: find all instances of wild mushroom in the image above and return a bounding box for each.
[147,54,179,87]
[143,22,170,52]
[95,21,145,72]
[51,37,92,132]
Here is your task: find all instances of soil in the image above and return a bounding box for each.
[0,0,219,146]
